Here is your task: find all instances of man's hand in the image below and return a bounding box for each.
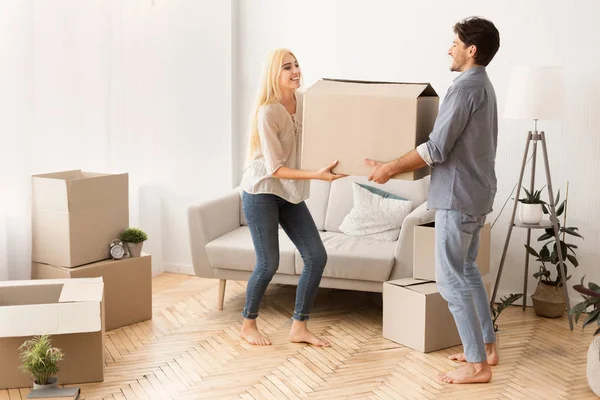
[365,159,392,184]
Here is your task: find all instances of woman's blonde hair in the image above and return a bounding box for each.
[246,48,297,161]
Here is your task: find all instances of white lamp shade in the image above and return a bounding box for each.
[503,66,565,120]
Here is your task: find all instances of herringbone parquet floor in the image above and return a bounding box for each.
[2,273,597,400]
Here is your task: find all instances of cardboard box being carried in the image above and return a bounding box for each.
[32,255,152,331]
[32,170,129,268]
[0,278,104,389]
[413,222,491,281]
[302,79,439,180]
[383,278,461,352]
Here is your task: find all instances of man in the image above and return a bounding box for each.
[366,17,500,384]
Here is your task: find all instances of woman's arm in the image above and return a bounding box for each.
[272,161,345,182]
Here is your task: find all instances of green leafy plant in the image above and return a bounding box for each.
[524,189,583,286]
[491,293,524,332]
[19,335,64,385]
[120,227,148,244]
[570,277,600,336]
[519,186,547,205]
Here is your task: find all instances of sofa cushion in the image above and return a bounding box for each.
[339,182,413,241]
[206,226,296,275]
[295,231,396,282]
[325,176,429,233]
[304,180,331,231]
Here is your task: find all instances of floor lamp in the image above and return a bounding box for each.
[490,66,573,330]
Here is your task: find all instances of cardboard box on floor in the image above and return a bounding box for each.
[32,170,129,268]
[383,279,493,353]
[32,255,152,331]
[383,278,461,352]
[0,278,104,389]
[413,222,491,281]
[301,79,439,180]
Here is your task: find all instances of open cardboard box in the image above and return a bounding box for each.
[32,170,129,268]
[32,255,152,331]
[301,79,439,180]
[0,278,105,389]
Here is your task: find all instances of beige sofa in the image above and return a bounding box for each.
[187,176,435,310]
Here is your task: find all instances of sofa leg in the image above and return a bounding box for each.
[218,279,226,310]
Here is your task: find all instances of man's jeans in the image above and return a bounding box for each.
[241,192,327,322]
[435,209,496,362]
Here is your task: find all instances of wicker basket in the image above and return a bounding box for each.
[531,281,566,318]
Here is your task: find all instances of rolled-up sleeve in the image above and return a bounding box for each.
[257,107,285,175]
[426,87,476,165]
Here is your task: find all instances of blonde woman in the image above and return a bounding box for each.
[240,49,344,346]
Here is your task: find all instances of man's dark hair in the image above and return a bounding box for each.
[453,17,500,66]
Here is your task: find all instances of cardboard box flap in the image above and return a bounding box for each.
[32,170,128,211]
[315,78,438,98]
[386,278,432,288]
[59,280,104,303]
[0,278,103,338]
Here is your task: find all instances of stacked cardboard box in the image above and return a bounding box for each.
[24,170,152,387]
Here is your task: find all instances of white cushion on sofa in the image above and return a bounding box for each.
[339,182,413,241]
[295,231,396,282]
[324,176,429,232]
[206,226,297,275]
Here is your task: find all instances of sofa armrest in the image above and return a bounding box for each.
[389,201,435,281]
[187,187,241,278]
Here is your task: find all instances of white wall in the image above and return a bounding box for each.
[234,0,600,299]
[0,0,232,278]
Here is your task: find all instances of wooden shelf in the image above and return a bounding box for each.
[513,219,553,229]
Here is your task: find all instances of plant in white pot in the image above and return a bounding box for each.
[525,188,584,317]
[518,186,546,224]
[570,277,600,396]
[19,335,63,390]
[120,227,148,257]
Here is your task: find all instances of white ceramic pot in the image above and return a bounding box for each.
[519,203,543,224]
[587,336,600,396]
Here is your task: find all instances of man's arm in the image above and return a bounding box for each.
[365,148,427,184]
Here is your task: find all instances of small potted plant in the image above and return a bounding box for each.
[518,186,546,224]
[120,227,148,257]
[491,293,524,347]
[525,188,583,318]
[570,277,600,396]
[19,335,63,390]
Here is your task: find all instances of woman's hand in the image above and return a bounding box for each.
[315,160,346,182]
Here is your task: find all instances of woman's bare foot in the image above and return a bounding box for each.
[240,318,271,346]
[449,343,499,366]
[437,362,492,384]
[288,320,330,347]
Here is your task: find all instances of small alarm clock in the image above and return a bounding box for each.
[109,239,126,260]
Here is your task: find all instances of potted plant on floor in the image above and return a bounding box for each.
[518,186,546,224]
[19,335,63,390]
[491,293,524,347]
[524,186,584,317]
[120,227,148,257]
[570,277,600,396]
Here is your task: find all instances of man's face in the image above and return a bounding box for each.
[448,34,474,72]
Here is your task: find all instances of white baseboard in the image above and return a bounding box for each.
[163,262,196,276]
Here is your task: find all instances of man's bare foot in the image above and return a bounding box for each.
[240,318,271,346]
[289,320,330,347]
[437,362,492,384]
[449,343,499,366]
